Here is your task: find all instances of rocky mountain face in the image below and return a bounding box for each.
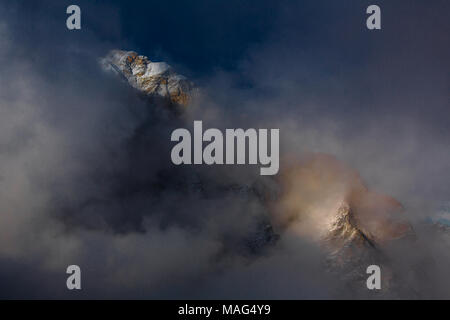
[101,50,195,106]
[272,153,414,296]
[321,201,396,297]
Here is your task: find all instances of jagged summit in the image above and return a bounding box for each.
[101,50,194,106]
[272,153,415,296]
[323,202,376,253]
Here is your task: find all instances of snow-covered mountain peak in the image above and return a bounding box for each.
[101,50,194,106]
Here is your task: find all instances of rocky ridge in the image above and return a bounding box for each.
[101,50,195,106]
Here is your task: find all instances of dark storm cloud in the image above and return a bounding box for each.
[0,0,448,298]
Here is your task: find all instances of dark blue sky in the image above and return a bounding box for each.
[4,0,449,124]
[5,1,381,75]
[5,1,448,76]
[6,0,280,76]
